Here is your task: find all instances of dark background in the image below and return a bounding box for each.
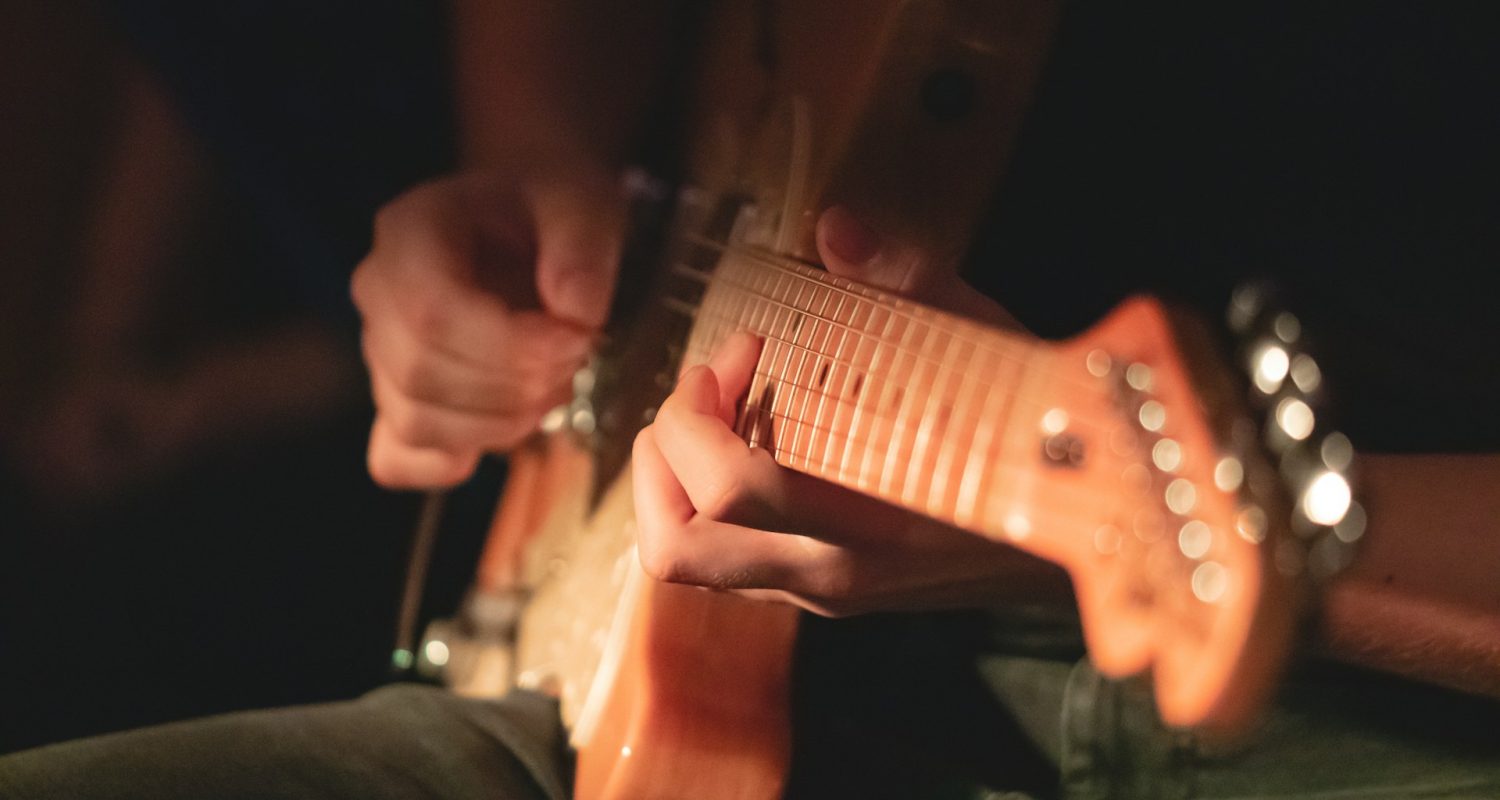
[2,0,1497,757]
[0,0,503,753]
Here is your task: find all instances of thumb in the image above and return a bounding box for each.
[816,205,1023,329]
[815,205,929,294]
[532,178,626,329]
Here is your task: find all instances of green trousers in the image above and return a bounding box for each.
[3,613,1498,799]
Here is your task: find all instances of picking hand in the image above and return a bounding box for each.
[352,172,623,488]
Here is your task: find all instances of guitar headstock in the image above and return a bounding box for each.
[1043,294,1357,733]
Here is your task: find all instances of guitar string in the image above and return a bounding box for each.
[684,302,1121,435]
[669,259,1154,532]
[670,256,1036,372]
[668,257,1113,397]
[734,390,1116,499]
[674,286,1116,413]
[685,330,1123,514]
[737,396,1126,537]
[720,323,1123,510]
[684,303,1128,513]
[662,259,1195,569]
[680,236,1061,369]
[714,338,1139,526]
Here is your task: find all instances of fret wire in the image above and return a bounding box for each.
[786,279,814,470]
[734,276,772,442]
[684,255,1123,494]
[810,286,834,474]
[984,348,1057,528]
[745,367,1099,451]
[926,335,985,517]
[742,401,1108,511]
[683,241,1034,365]
[691,301,1123,436]
[812,294,850,478]
[683,259,1034,377]
[879,314,934,498]
[957,351,1024,527]
[836,299,886,490]
[872,312,918,497]
[702,267,1107,401]
[745,352,1099,425]
[687,252,1026,370]
[789,290,830,470]
[780,282,816,465]
[901,327,963,507]
[822,293,870,482]
[679,254,1122,544]
[856,304,901,490]
[748,266,775,337]
[758,275,783,452]
[674,252,1109,397]
[807,288,850,480]
[770,274,801,459]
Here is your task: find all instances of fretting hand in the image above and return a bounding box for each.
[631,208,1066,616]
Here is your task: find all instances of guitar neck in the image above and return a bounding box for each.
[680,244,1113,570]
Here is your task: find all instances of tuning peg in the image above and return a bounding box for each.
[1225,282,1361,584]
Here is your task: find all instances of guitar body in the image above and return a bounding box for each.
[434,1,1341,797]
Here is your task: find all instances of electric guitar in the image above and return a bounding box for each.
[416,2,1358,797]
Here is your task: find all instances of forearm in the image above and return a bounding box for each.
[1315,454,1500,696]
[450,0,681,175]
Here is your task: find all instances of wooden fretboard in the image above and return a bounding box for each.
[678,244,1111,551]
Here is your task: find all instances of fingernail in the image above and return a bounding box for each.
[821,205,880,264]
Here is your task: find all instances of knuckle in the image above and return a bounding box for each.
[512,372,560,408]
[481,415,535,450]
[637,537,686,584]
[801,556,860,614]
[631,427,654,461]
[701,453,773,524]
[406,296,453,346]
[389,353,441,401]
[813,568,857,605]
[382,403,442,449]
[367,449,415,490]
